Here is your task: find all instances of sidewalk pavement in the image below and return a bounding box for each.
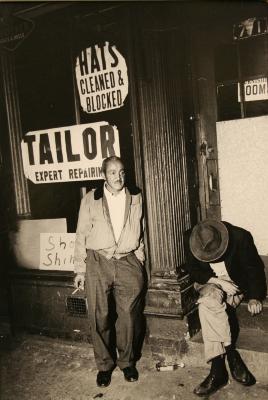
[0,334,268,400]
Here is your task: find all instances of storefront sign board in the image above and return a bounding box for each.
[233,17,268,40]
[238,78,268,102]
[75,41,128,113]
[0,15,34,51]
[21,122,120,183]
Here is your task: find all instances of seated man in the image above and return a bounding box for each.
[184,219,267,397]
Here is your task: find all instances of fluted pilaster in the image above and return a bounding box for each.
[137,30,191,274]
[1,51,31,217]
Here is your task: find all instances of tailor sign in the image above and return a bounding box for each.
[21,122,120,183]
[75,41,128,114]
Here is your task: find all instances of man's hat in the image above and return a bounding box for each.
[189,219,229,262]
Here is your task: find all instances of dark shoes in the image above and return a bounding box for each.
[227,350,256,386]
[193,350,256,396]
[96,369,113,387]
[97,366,139,386]
[122,366,139,382]
[193,371,229,397]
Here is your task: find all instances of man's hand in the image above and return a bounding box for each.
[74,273,85,291]
[218,279,240,295]
[248,299,262,316]
[208,277,240,295]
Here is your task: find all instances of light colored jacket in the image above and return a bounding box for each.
[74,184,145,274]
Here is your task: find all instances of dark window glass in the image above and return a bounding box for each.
[73,13,136,188]
[215,44,238,83]
[216,34,268,121]
[15,13,81,231]
[217,84,241,121]
[239,35,268,78]
[245,100,268,118]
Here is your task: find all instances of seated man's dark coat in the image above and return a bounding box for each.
[184,222,267,301]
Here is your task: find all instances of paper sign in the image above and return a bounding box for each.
[21,122,120,183]
[75,41,128,113]
[40,233,76,270]
[11,218,67,269]
[217,116,268,255]
[238,78,268,102]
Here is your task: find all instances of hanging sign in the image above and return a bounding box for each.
[75,41,128,114]
[21,122,120,184]
[238,78,268,102]
[40,233,75,271]
[233,17,268,40]
[0,15,34,51]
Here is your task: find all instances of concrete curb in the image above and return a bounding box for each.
[9,332,268,382]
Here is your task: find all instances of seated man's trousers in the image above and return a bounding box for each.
[85,250,144,371]
[195,281,243,363]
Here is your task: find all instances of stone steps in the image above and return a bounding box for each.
[236,299,268,331]
[183,299,268,381]
[187,327,268,382]
[144,300,268,383]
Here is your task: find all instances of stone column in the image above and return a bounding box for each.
[131,28,198,321]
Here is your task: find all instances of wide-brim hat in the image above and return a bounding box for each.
[189,219,229,262]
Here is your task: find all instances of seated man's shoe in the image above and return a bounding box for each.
[122,366,139,382]
[227,350,256,386]
[193,371,228,397]
[96,369,113,387]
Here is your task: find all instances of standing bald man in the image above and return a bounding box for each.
[74,156,145,387]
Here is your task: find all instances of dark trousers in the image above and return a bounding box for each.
[85,250,144,371]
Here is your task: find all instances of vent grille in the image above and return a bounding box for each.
[66,296,88,317]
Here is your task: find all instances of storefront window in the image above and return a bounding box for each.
[215,32,268,121]
[72,10,136,187]
[15,13,80,231]
[14,6,136,233]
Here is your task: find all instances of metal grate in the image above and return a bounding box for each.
[66,295,88,317]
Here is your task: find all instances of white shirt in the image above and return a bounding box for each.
[104,185,126,243]
[209,261,230,278]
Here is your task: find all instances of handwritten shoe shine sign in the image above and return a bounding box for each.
[40,233,76,270]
